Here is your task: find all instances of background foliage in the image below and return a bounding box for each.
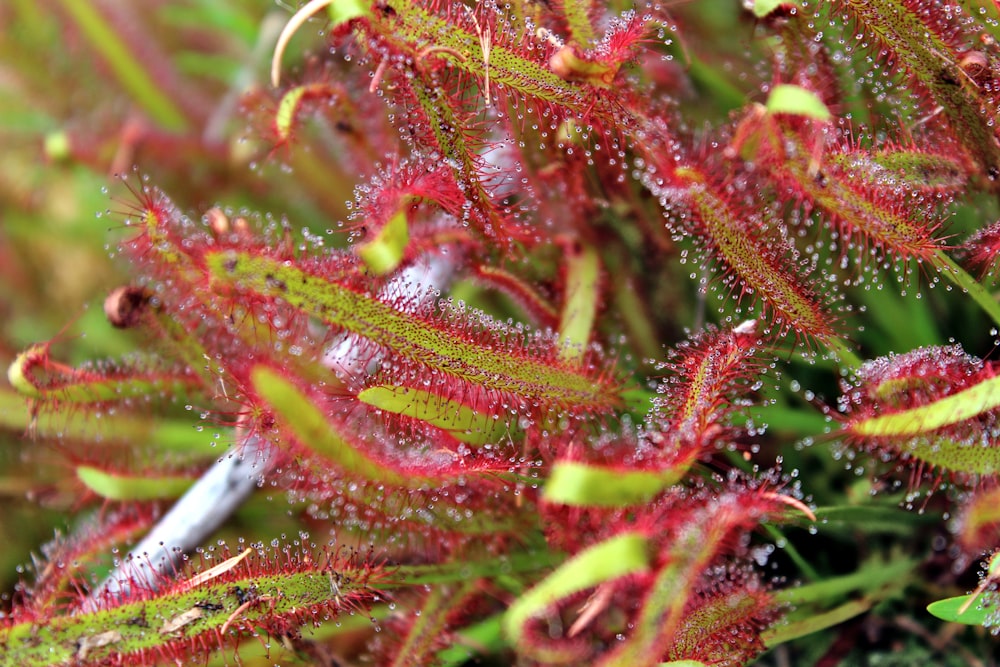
[2,0,1000,665]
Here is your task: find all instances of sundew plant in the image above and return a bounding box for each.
[3,0,1000,665]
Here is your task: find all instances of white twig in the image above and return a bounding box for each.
[81,434,270,612]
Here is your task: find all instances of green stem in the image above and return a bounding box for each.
[437,614,505,667]
[56,0,188,131]
[391,582,478,667]
[822,334,863,370]
[935,250,1000,330]
[391,548,561,587]
[763,525,820,582]
[558,242,600,363]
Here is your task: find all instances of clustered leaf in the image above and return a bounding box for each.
[6,0,1000,664]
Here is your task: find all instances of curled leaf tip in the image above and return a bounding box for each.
[7,345,43,398]
[271,0,334,87]
[761,491,816,522]
[766,84,832,122]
